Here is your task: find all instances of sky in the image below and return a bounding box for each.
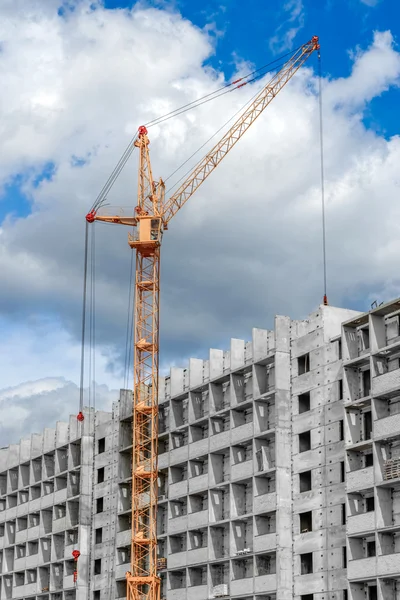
[0,0,400,445]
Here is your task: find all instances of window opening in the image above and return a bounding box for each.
[298,392,311,414]
[299,471,312,492]
[298,354,310,375]
[300,553,313,575]
[299,431,311,453]
[300,511,312,533]
[97,468,105,484]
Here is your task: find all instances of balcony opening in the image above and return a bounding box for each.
[232,557,253,580]
[94,592,100,600]
[170,498,187,518]
[169,533,187,554]
[96,497,104,514]
[365,453,373,467]
[361,328,370,351]
[28,541,39,556]
[189,528,207,550]
[363,412,372,441]
[299,431,311,453]
[170,463,187,484]
[302,596,313,600]
[299,471,312,492]
[339,379,343,400]
[298,353,310,375]
[98,438,105,454]
[188,565,207,587]
[169,570,186,590]
[343,591,348,600]
[95,528,102,544]
[366,540,376,557]
[97,468,104,484]
[171,430,188,450]
[94,559,101,575]
[341,504,346,525]
[362,369,371,397]
[369,586,377,600]
[256,552,275,575]
[366,496,375,512]
[300,511,312,533]
[255,512,276,535]
[189,492,208,514]
[298,392,311,414]
[342,545,347,567]
[159,405,169,434]
[300,552,313,575]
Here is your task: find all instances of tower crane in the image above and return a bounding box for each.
[85,35,319,600]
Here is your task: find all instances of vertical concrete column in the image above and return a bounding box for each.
[274,315,293,600]
[230,339,245,370]
[104,405,121,598]
[76,410,94,600]
[188,358,203,389]
[252,328,270,362]
[209,349,223,380]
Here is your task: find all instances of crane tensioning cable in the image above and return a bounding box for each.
[82,36,320,600]
[86,45,305,220]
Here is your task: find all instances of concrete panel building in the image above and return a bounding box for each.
[1,300,399,600]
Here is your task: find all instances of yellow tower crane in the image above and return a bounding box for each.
[86,35,319,600]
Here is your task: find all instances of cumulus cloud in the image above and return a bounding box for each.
[0,377,118,446]
[0,2,400,444]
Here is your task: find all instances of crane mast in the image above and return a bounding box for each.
[87,35,319,600]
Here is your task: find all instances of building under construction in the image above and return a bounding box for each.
[1,298,400,600]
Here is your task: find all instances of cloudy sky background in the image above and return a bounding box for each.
[0,0,399,445]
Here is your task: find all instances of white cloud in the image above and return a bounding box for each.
[0,377,118,446]
[269,0,305,53]
[0,4,400,444]
[326,31,400,108]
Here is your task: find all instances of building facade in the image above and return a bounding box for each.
[343,299,400,600]
[0,300,399,600]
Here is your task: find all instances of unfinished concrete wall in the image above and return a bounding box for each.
[343,299,400,600]
[0,407,98,600]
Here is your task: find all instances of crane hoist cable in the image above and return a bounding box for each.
[78,219,97,423]
[317,50,328,306]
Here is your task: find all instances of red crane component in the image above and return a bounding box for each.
[138,126,148,137]
[86,211,96,223]
[72,550,80,584]
[76,411,84,422]
[87,36,320,600]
